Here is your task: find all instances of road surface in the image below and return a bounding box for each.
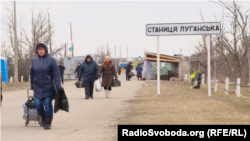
[1,73,143,141]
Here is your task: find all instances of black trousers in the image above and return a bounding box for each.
[126,72,130,80]
[118,71,121,75]
[60,74,64,84]
[104,87,112,91]
[84,82,94,97]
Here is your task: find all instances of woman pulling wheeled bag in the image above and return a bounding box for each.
[30,43,63,130]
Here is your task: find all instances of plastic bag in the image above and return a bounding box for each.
[95,79,102,92]
[22,103,38,120]
[190,71,197,79]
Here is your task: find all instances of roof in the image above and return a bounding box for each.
[144,52,181,63]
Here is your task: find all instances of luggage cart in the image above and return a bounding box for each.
[24,89,41,127]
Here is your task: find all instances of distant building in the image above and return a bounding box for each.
[63,56,88,80]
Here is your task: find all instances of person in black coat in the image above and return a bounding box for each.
[136,63,143,81]
[126,62,132,81]
[78,54,99,99]
[58,62,65,84]
[74,63,81,78]
[30,43,63,130]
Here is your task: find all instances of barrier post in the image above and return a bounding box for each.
[225,77,229,95]
[236,78,240,97]
[215,79,218,93]
[202,74,204,85]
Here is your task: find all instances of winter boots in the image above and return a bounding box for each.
[105,90,108,98]
[40,114,46,127]
[44,116,53,130]
[107,91,111,98]
[105,90,111,98]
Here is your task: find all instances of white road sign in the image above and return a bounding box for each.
[146,22,221,36]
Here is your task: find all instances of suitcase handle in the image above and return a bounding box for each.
[27,89,33,100]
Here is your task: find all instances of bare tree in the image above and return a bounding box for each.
[192,1,250,85]
[1,2,62,81]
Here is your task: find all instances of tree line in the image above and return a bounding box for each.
[190,1,250,85]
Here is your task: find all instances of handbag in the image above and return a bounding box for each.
[112,79,121,87]
[75,73,78,78]
[25,97,36,108]
[75,80,84,88]
[128,72,133,76]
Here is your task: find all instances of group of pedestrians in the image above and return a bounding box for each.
[29,42,145,130]
[123,62,143,81]
[30,43,119,130]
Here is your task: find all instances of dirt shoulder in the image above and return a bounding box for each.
[116,80,250,126]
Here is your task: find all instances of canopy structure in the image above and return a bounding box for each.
[142,51,181,80]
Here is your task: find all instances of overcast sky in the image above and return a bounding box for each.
[1,0,250,59]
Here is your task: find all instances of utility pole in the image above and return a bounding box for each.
[214,49,216,82]
[127,46,128,62]
[64,42,66,57]
[14,1,18,82]
[48,13,52,54]
[179,49,182,82]
[248,16,250,85]
[144,47,145,61]
[115,45,116,72]
[189,52,191,74]
[70,23,73,57]
[107,43,108,54]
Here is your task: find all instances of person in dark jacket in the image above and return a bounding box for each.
[117,65,121,75]
[99,56,118,98]
[58,62,65,84]
[126,62,132,81]
[124,65,127,78]
[136,63,143,81]
[74,63,81,78]
[1,70,2,106]
[78,54,99,99]
[30,43,63,130]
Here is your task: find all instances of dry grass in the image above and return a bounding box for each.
[118,80,250,125]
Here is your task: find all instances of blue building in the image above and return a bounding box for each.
[1,56,9,84]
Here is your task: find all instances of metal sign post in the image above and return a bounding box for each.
[207,36,211,97]
[157,36,160,95]
[146,22,221,96]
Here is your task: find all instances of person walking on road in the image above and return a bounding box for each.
[99,56,118,98]
[124,65,127,79]
[1,70,2,106]
[74,63,81,78]
[117,65,121,75]
[58,62,65,84]
[30,43,63,130]
[126,62,132,81]
[136,63,143,81]
[78,54,99,99]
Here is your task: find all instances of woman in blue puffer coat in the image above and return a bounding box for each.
[30,43,63,130]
